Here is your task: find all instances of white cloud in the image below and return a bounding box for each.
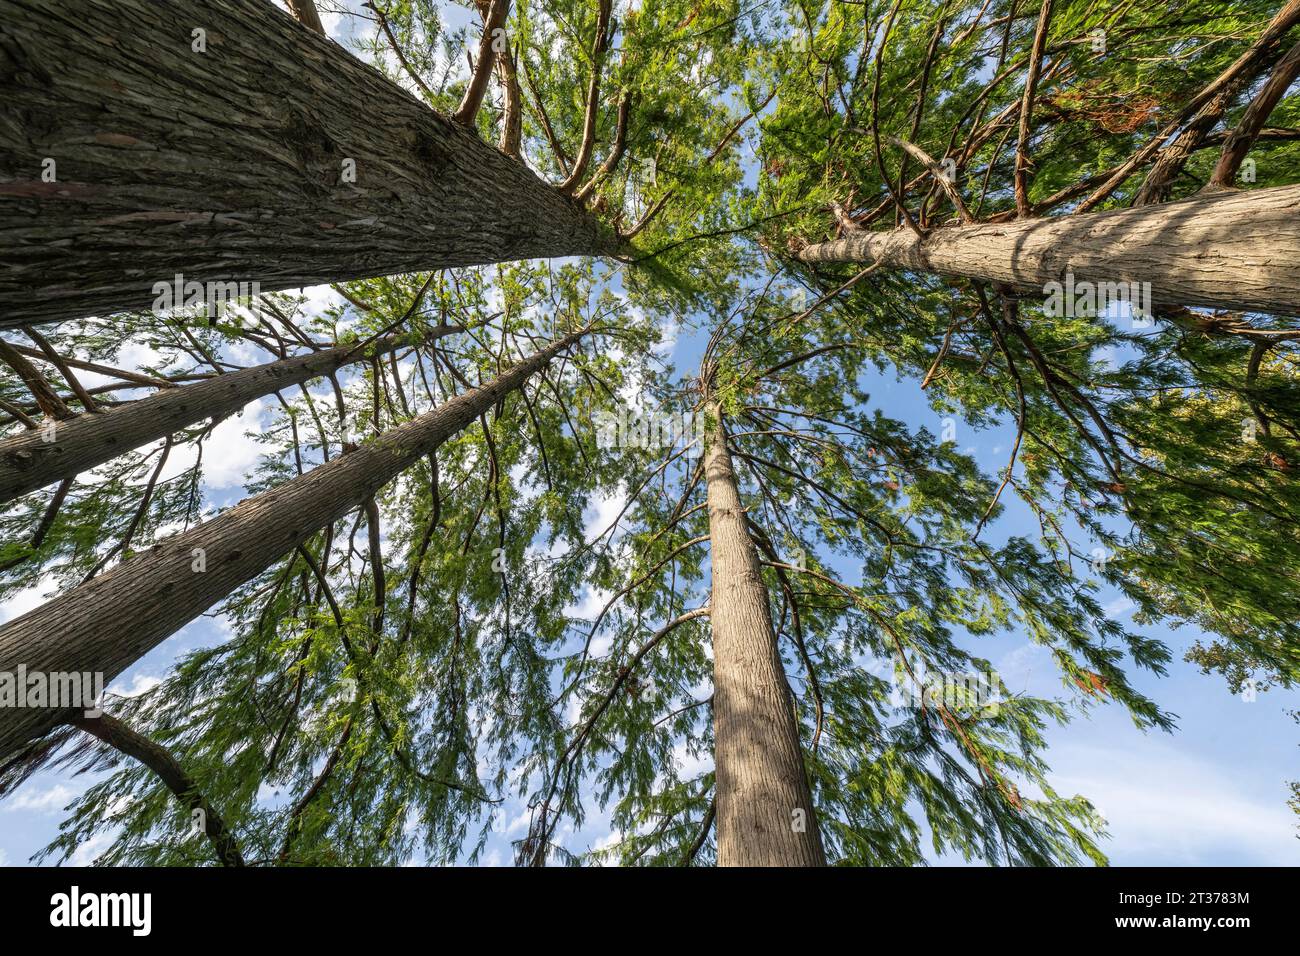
[582,485,629,542]
[8,783,77,814]
[69,831,115,867]
[0,574,57,625]
[1048,741,1300,865]
[107,673,162,698]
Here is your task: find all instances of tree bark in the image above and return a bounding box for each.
[0,0,611,328]
[1209,39,1300,189]
[0,339,72,420]
[704,399,825,867]
[69,712,245,866]
[284,0,325,35]
[0,329,587,760]
[0,331,456,504]
[797,183,1300,316]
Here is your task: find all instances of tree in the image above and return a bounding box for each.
[522,281,1169,867]
[756,0,1300,696]
[0,326,457,504]
[700,387,826,865]
[796,184,1300,316]
[0,323,595,761]
[0,0,611,326]
[2,0,1297,869]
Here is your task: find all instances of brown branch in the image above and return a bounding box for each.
[558,0,614,193]
[69,712,245,866]
[1078,0,1300,212]
[574,91,631,202]
[22,326,100,412]
[497,42,523,157]
[285,0,325,35]
[364,1,436,102]
[1209,38,1300,188]
[453,0,512,127]
[1014,0,1054,218]
[888,136,972,223]
[0,338,72,420]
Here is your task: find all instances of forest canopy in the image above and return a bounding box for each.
[0,0,1296,868]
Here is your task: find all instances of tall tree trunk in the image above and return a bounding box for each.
[0,0,611,328]
[797,183,1300,316]
[703,399,826,867]
[0,329,587,760]
[0,331,454,504]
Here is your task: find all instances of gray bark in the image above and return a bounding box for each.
[704,400,826,867]
[0,0,611,328]
[0,329,587,760]
[798,183,1300,317]
[0,331,454,504]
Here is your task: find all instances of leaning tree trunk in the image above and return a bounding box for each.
[0,0,611,328]
[0,329,587,760]
[798,183,1300,317]
[703,399,826,867]
[0,330,457,504]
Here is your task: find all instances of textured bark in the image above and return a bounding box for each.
[454,0,511,127]
[70,712,245,866]
[496,46,524,159]
[284,0,325,35]
[0,338,71,419]
[0,331,455,504]
[0,330,586,760]
[0,0,611,328]
[1210,39,1300,189]
[798,183,1300,316]
[704,400,825,867]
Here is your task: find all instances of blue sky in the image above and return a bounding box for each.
[2,274,1296,867]
[2,0,1295,867]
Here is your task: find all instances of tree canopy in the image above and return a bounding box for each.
[0,0,1297,866]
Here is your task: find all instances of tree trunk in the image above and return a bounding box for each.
[0,331,454,504]
[0,329,587,760]
[797,183,1300,317]
[0,0,611,328]
[704,399,826,867]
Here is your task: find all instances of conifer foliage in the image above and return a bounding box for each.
[0,0,1297,866]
